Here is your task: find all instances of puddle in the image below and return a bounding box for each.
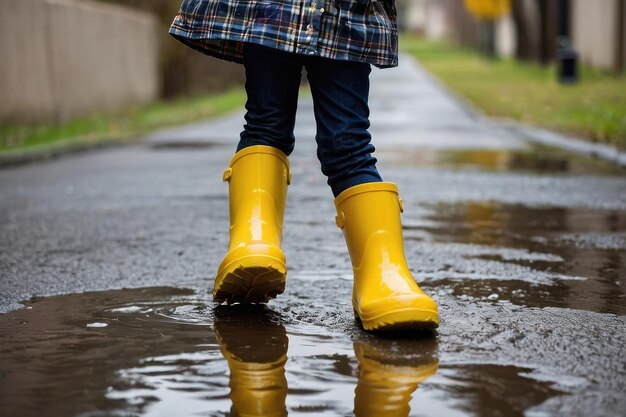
[1,287,569,417]
[401,202,626,315]
[379,144,625,175]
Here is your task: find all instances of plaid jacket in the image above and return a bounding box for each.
[169,0,398,69]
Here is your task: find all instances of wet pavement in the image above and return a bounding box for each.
[1,54,626,416]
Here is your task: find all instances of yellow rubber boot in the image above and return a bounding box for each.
[214,305,288,417]
[214,145,291,303]
[334,182,439,331]
[353,340,439,417]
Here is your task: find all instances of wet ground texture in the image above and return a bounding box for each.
[1,55,625,416]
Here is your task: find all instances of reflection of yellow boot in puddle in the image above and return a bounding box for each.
[214,306,288,417]
[353,339,439,417]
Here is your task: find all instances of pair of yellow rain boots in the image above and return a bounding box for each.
[214,305,438,417]
[214,145,439,331]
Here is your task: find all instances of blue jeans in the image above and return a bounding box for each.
[237,42,383,197]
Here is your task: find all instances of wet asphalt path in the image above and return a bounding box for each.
[1,54,625,416]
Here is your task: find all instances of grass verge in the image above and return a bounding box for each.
[0,87,247,157]
[399,34,626,150]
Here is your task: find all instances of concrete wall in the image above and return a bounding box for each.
[404,0,447,38]
[496,14,516,57]
[422,0,450,40]
[0,0,159,124]
[404,0,427,35]
[406,0,509,51]
[571,0,623,71]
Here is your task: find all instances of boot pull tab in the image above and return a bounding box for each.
[222,168,232,182]
[398,196,404,213]
[335,211,345,229]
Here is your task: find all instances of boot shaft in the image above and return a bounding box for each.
[334,182,406,270]
[224,146,290,250]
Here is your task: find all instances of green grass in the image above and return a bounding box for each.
[0,87,247,155]
[399,34,626,150]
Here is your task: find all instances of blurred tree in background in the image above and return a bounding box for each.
[464,0,511,57]
[86,0,244,98]
[462,0,558,63]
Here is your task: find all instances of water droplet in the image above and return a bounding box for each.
[86,322,108,328]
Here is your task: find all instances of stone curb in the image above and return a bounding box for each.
[495,120,626,168]
[0,137,138,169]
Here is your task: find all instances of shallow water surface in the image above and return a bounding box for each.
[409,202,626,315]
[2,195,626,416]
[1,287,569,417]
[380,145,626,175]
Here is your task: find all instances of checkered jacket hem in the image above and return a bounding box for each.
[169,0,399,69]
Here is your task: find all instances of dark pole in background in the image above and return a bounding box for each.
[616,0,625,73]
[557,0,578,84]
[558,0,570,37]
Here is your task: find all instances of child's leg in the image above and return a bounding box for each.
[214,43,302,304]
[238,43,303,156]
[304,57,383,197]
[305,56,439,332]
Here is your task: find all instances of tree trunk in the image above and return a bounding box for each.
[512,0,532,60]
[479,20,497,58]
[536,0,559,65]
[512,0,544,62]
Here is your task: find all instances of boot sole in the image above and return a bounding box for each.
[214,255,286,304]
[355,307,439,332]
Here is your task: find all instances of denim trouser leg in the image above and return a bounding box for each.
[238,43,301,156]
[237,43,382,197]
[304,57,382,197]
